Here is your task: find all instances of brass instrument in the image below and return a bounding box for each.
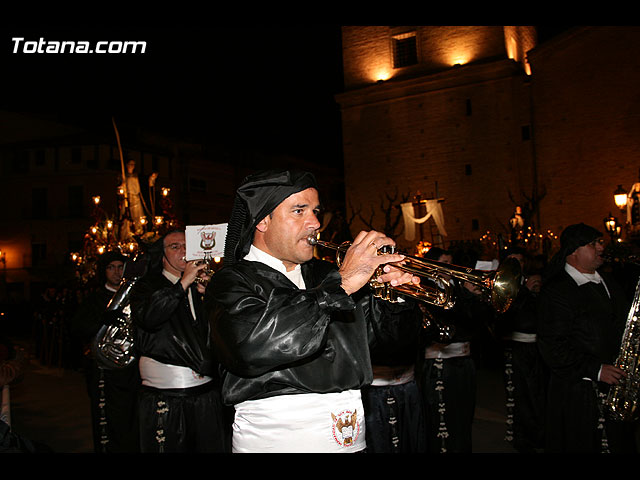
[93,277,139,369]
[605,276,640,422]
[93,257,147,369]
[307,236,522,314]
[193,255,217,285]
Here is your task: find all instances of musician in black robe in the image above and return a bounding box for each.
[537,223,637,453]
[361,287,425,453]
[418,247,491,453]
[70,251,140,453]
[130,230,229,453]
[496,250,547,453]
[205,169,422,453]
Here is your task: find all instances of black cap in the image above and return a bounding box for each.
[223,170,318,266]
[560,223,602,258]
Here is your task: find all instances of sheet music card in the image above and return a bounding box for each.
[185,224,227,261]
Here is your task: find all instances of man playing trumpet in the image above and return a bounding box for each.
[129,230,229,452]
[205,169,423,453]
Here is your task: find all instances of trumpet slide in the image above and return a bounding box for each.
[308,235,521,313]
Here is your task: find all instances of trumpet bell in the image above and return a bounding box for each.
[308,234,522,313]
[490,257,522,313]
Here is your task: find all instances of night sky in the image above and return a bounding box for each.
[2,25,572,166]
[1,25,346,164]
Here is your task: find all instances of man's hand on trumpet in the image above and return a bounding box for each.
[337,230,420,296]
[180,259,210,294]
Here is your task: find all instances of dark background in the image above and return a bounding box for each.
[1,25,572,165]
[1,25,345,164]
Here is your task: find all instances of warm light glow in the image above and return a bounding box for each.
[154,216,164,225]
[614,185,628,209]
[118,186,125,195]
[139,216,147,225]
[92,196,101,205]
[161,187,170,197]
[214,257,221,263]
[449,55,469,67]
[605,219,616,231]
[91,226,98,234]
[374,68,393,82]
[97,246,105,254]
[106,220,113,229]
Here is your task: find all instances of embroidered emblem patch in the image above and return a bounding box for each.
[331,409,360,448]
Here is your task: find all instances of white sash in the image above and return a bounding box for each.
[139,356,212,389]
[510,331,537,343]
[425,341,471,359]
[371,365,415,386]
[232,390,366,453]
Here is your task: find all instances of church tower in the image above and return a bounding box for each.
[337,26,537,248]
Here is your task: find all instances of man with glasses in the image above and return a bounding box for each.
[130,230,229,452]
[537,223,636,453]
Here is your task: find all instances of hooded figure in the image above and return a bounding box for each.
[205,169,423,453]
[223,169,318,266]
[70,250,140,453]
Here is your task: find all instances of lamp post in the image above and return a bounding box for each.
[614,185,627,211]
[0,249,6,303]
[603,213,619,242]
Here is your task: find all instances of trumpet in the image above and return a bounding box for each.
[193,256,217,285]
[307,235,522,313]
[183,255,218,285]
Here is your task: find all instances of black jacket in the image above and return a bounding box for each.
[205,258,421,405]
[130,273,216,377]
[537,270,628,383]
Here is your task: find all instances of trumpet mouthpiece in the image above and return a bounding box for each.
[307,235,319,246]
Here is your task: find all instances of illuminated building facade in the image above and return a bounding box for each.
[337,26,640,252]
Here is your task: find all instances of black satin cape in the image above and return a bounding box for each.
[130,273,217,377]
[205,257,420,405]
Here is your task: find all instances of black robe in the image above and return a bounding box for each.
[130,272,229,453]
[70,286,140,453]
[537,269,634,453]
[205,257,421,406]
[131,274,216,376]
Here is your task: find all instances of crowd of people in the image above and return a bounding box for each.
[8,168,640,454]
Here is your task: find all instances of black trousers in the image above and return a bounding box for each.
[421,356,476,453]
[503,343,547,452]
[84,358,140,453]
[138,382,230,453]
[362,380,426,453]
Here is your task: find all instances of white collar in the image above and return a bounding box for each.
[564,262,604,286]
[245,244,305,289]
[162,269,181,285]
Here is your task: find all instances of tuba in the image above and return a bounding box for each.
[605,276,640,422]
[308,236,521,314]
[92,255,148,369]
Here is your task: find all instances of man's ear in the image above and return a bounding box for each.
[255,215,270,233]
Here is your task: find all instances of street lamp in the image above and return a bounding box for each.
[614,185,627,211]
[603,213,621,242]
